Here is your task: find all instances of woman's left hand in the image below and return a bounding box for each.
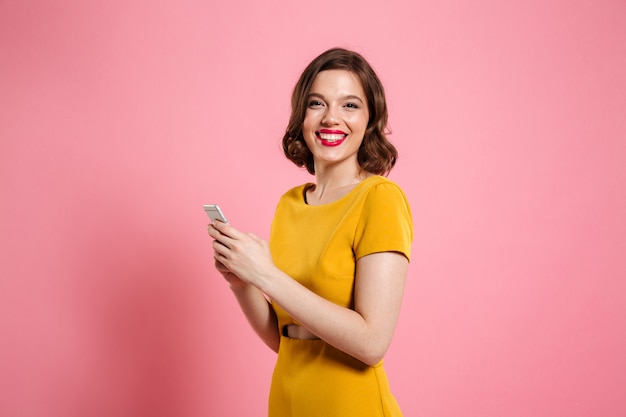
[208,221,277,289]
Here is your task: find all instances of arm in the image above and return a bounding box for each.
[266,251,407,366]
[228,279,281,353]
[211,232,280,353]
[210,221,408,366]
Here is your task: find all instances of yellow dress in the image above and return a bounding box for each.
[268,175,413,417]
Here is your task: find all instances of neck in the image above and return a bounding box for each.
[307,163,372,205]
[314,160,365,187]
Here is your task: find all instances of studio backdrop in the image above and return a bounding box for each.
[1,1,625,416]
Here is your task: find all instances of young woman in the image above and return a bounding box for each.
[208,47,413,417]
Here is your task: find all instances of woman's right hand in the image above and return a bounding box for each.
[209,223,248,289]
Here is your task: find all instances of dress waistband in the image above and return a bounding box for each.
[283,324,320,340]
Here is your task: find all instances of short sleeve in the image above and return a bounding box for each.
[354,182,414,261]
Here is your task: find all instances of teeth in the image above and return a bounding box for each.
[319,133,345,141]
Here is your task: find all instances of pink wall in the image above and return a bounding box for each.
[1,1,625,416]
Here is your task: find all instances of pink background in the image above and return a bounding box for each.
[1,1,625,416]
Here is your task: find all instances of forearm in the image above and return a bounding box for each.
[260,269,396,366]
[231,283,280,353]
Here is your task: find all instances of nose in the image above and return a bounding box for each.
[321,106,339,125]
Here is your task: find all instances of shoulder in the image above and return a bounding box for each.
[360,176,410,206]
[353,176,414,260]
[358,176,413,231]
[360,175,405,191]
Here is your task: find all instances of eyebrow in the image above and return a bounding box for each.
[307,93,365,104]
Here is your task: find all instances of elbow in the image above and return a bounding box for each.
[351,325,397,366]
[361,354,384,367]
[356,341,390,367]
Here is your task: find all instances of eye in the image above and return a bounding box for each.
[308,100,324,108]
[345,102,360,109]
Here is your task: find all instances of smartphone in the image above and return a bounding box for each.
[203,204,228,224]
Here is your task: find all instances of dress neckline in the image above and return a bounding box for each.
[302,175,382,207]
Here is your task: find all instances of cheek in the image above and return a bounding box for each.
[347,114,368,133]
[302,112,319,135]
[303,109,317,125]
[301,117,315,144]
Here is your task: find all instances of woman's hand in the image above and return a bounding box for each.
[213,257,247,289]
[208,223,246,288]
[208,221,277,290]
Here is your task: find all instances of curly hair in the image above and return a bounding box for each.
[282,48,397,175]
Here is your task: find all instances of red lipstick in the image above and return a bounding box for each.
[316,129,347,146]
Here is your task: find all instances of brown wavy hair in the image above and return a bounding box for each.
[282,48,397,175]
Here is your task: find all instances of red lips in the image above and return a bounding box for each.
[316,129,347,146]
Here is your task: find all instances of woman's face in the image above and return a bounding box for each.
[302,69,369,173]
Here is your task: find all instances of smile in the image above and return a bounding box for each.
[316,130,347,146]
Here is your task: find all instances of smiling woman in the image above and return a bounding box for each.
[207,48,413,417]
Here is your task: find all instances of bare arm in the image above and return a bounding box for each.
[265,251,407,365]
[211,231,280,353]
[209,221,408,366]
[228,280,280,353]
